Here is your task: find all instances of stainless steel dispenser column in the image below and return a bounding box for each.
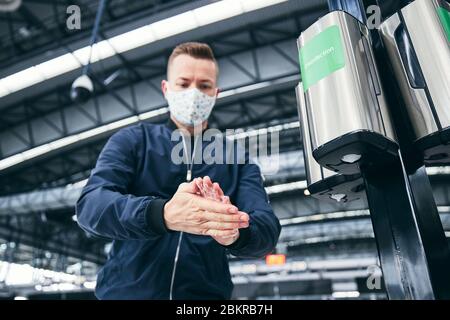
[297,10,398,175]
[379,0,450,165]
[296,83,364,203]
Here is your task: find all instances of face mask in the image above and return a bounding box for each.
[166,87,216,126]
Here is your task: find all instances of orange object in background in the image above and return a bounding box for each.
[265,254,286,266]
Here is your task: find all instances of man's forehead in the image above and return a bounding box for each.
[169,54,217,80]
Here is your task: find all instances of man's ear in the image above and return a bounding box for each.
[215,87,220,98]
[161,80,168,97]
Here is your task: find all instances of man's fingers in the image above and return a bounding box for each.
[194,178,204,194]
[205,229,239,237]
[202,177,217,200]
[221,195,231,204]
[194,196,237,214]
[202,221,240,230]
[204,176,213,188]
[200,217,249,229]
[213,183,224,197]
[200,176,228,204]
[238,211,250,222]
[201,211,244,223]
[239,221,249,228]
[216,230,240,239]
[178,180,200,194]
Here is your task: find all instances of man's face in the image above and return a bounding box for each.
[162,54,219,98]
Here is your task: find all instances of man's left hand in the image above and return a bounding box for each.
[195,176,249,246]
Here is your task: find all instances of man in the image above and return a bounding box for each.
[76,42,281,300]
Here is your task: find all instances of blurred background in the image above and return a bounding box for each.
[0,0,449,300]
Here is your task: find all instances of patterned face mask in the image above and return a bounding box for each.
[166,87,216,126]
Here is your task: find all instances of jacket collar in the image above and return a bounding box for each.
[165,117,209,135]
[165,117,178,132]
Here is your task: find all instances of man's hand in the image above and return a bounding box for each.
[196,176,250,246]
[163,180,248,237]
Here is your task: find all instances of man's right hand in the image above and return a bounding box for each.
[163,180,249,237]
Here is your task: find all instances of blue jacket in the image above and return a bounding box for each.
[76,120,281,300]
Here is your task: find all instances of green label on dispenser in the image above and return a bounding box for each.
[299,25,346,92]
[437,7,450,42]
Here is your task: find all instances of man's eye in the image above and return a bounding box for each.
[178,83,189,88]
[201,84,212,89]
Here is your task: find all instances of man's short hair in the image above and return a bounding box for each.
[167,42,218,78]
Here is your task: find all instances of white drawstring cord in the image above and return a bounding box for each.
[169,133,199,300]
[169,231,183,300]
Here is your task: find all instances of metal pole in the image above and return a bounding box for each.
[327,0,450,299]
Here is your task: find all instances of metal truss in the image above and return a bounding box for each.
[0,213,106,265]
[0,93,302,195]
[0,186,448,274]
[0,0,192,68]
[0,148,305,215]
[0,4,328,159]
[0,140,103,195]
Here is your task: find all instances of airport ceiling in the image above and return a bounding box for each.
[0,0,191,68]
[0,0,331,267]
[0,0,329,195]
